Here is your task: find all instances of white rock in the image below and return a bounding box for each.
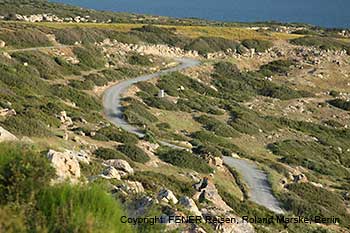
[46,149,81,183]
[125,180,145,194]
[104,159,134,174]
[100,166,121,180]
[0,126,17,142]
[65,150,90,164]
[178,196,201,216]
[0,40,5,48]
[157,188,178,204]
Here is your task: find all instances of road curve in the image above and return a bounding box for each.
[223,156,284,214]
[103,57,200,139]
[102,57,284,214]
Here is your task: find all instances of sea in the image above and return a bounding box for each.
[51,0,350,28]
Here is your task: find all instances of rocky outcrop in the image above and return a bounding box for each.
[178,196,201,216]
[46,149,81,184]
[0,126,17,142]
[103,159,134,175]
[64,150,90,164]
[59,111,73,128]
[97,39,199,58]
[157,188,178,204]
[100,166,121,180]
[193,178,255,233]
[0,108,16,117]
[125,180,145,194]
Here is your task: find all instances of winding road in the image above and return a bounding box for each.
[102,57,284,214]
[223,156,284,214]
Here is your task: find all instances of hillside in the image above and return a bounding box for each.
[0,1,350,233]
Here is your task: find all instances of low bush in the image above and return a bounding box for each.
[0,143,55,204]
[290,36,350,52]
[242,39,273,52]
[84,73,109,86]
[128,53,152,66]
[50,84,101,110]
[69,79,95,90]
[185,37,240,55]
[130,171,195,197]
[259,59,295,76]
[123,98,158,126]
[194,115,239,138]
[280,183,350,227]
[94,126,138,144]
[118,144,150,163]
[156,147,213,174]
[2,114,52,137]
[328,99,350,111]
[73,46,106,69]
[267,139,350,177]
[0,28,52,48]
[94,147,128,160]
[36,184,133,233]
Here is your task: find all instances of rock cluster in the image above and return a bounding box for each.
[46,149,82,184]
[97,39,199,58]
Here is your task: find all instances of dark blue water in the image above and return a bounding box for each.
[52,0,350,28]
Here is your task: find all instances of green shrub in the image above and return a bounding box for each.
[228,104,280,135]
[280,183,350,227]
[69,79,95,90]
[36,184,133,233]
[267,139,349,177]
[50,84,101,111]
[136,81,160,96]
[143,97,179,111]
[194,115,239,137]
[185,37,240,55]
[290,36,350,52]
[259,59,295,76]
[0,143,55,204]
[73,47,106,69]
[123,98,158,126]
[94,126,138,144]
[242,39,273,52]
[130,171,195,196]
[94,148,127,160]
[156,147,213,174]
[0,28,52,48]
[12,51,68,80]
[156,122,171,130]
[2,114,51,137]
[131,25,186,47]
[193,144,223,158]
[84,73,109,86]
[328,99,350,111]
[128,53,152,66]
[118,144,150,163]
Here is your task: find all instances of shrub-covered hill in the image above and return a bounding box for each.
[0,1,350,232]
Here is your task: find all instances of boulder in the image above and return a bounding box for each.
[0,126,17,142]
[178,196,201,216]
[0,40,5,48]
[100,166,121,180]
[65,150,90,164]
[157,188,178,204]
[104,159,134,175]
[46,149,81,183]
[125,180,145,194]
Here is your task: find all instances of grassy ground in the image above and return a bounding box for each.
[5,21,303,41]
